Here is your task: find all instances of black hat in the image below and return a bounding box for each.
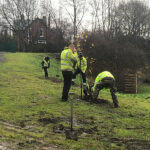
[45,56,50,61]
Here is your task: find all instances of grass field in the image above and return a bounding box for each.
[0,52,150,150]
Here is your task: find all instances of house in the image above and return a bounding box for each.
[25,16,48,45]
[13,16,60,52]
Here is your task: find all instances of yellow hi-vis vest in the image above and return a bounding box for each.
[43,59,49,67]
[93,71,115,90]
[61,48,77,72]
[73,52,78,59]
[76,57,87,73]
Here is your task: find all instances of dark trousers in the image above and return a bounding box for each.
[43,67,48,78]
[94,77,118,107]
[62,71,73,100]
[72,68,86,83]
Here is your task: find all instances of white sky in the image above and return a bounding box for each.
[0,0,149,30]
[49,0,150,9]
[43,0,150,30]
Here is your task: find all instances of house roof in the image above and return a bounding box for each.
[14,17,47,31]
[25,18,47,30]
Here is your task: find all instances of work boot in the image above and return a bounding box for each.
[61,95,68,102]
[114,102,119,108]
[61,99,67,102]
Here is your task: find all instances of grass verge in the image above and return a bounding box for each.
[0,52,150,150]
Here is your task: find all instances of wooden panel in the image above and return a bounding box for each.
[124,73,137,94]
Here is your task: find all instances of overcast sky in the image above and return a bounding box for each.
[0,0,149,30]
[43,0,150,8]
[40,0,150,30]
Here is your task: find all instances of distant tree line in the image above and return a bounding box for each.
[81,0,150,83]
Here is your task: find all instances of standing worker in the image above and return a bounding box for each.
[92,71,119,108]
[61,44,77,101]
[72,52,88,96]
[41,56,50,78]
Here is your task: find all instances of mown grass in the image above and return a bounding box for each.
[0,52,150,150]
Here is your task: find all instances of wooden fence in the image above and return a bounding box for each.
[124,73,137,94]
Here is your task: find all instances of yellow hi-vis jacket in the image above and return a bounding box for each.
[61,48,77,72]
[73,52,78,60]
[43,59,50,67]
[76,57,87,73]
[93,71,115,90]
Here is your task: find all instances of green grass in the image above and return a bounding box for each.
[138,84,150,97]
[0,52,150,150]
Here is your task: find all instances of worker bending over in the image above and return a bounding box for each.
[92,71,119,108]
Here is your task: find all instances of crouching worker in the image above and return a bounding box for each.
[41,56,50,78]
[72,52,88,96]
[92,71,119,108]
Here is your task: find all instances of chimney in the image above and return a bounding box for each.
[21,14,24,21]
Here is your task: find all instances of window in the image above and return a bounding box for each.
[38,40,46,44]
[40,28,44,37]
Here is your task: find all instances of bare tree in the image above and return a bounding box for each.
[111,0,150,38]
[41,0,74,51]
[61,0,87,40]
[90,0,116,38]
[0,0,38,51]
[90,0,101,32]
[41,0,59,29]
